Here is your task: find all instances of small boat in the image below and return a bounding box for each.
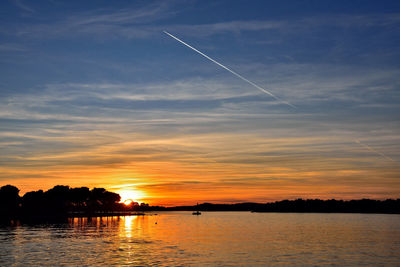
[192,203,201,215]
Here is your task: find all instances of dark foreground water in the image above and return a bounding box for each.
[1,212,399,266]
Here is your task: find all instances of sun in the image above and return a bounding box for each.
[123,199,134,205]
[117,189,145,204]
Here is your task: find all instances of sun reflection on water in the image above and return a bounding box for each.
[123,216,138,239]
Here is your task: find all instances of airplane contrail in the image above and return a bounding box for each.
[355,140,395,162]
[164,31,398,164]
[163,31,296,108]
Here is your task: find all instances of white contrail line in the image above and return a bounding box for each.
[355,140,395,162]
[163,31,296,108]
[164,31,398,164]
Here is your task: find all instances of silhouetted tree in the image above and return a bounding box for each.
[88,187,105,212]
[88,187,121,212]
[69,187,90,211]
[44,185,70,214]
[21,190,45,216]
[102,191,121,211]
[0,185,20,217]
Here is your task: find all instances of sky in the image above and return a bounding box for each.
[1,0,399,206]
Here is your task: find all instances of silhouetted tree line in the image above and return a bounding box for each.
[169,199,400,213]
[252,198,400,213]
[2,184,399,221]
[0,185,153,221]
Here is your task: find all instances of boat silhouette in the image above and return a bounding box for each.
[192,203,201,215]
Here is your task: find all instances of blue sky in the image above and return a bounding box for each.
[1,0,399,204]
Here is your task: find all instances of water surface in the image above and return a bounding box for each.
[1,212,399,266]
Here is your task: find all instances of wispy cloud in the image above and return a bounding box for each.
[7,8,400,41]
[355,140,395,162]
[13,0,34,13]
[68,2,174,26]
[12,2,177,39]
[0,43,27,52]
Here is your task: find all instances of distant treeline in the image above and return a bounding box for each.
[172,199,400,214]
[252,198,400,213]
[0,185,160,221]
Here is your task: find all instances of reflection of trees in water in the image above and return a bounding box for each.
[69,216,125,230]
[0,214,157,266]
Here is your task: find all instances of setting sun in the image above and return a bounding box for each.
[117,189,145,204]
[123,199,133,205]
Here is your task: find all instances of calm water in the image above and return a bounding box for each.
[1,212,399,266]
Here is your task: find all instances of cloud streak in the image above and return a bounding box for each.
[13,0,34,13]
[355,140,395,162]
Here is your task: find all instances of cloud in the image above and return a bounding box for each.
[0,43,27,52]
[6,5,400,41]
[166,20,286,37]
[166,13,400,38]
[3,59,398,115]
[10,1,177,39]
[1,109,399,203]
[68,4,171,26]
[13,0,34,13]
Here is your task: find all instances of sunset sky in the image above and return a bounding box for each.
[1,0,399,206]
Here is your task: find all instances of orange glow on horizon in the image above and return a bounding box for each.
[1,133,399,206]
